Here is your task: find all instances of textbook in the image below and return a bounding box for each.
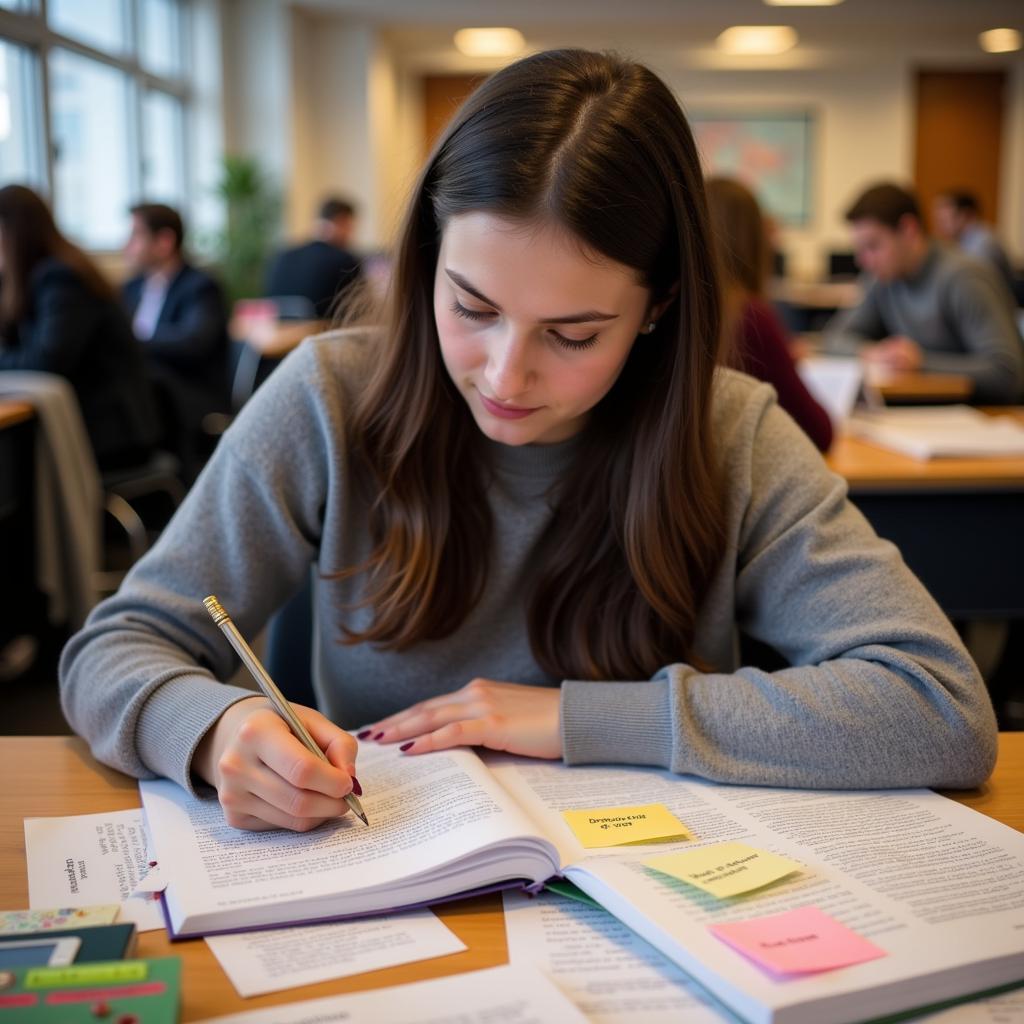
[140,743,1024,1024]
[849,406,1024,459]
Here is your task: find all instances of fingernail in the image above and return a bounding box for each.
[399,741,414,752]
[350,776,362,796]
[373,731,384,741]
[357,729,372,739]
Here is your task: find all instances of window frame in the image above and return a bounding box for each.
[0,0,191,251]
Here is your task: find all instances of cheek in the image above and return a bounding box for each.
[436,308,484,377]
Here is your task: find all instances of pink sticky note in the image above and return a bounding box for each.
[709,906,887,976]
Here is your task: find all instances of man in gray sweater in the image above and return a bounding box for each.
[824,183,1022,404]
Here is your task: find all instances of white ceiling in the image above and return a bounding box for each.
[292,0,1024,70]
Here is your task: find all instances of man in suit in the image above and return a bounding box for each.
[122,204,229,472]
[824,183,1022,404]
[264,196,362,319]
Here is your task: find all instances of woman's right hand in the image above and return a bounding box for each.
[193,697,359,832]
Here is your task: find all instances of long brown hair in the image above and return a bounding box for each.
[0,185,115,326]
[335,49,726,680]
[705,176,771,361]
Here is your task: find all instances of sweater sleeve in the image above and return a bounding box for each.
[59,339,340,794]
[822,278,887,355]
[560,388,997,790]
[923,265,1024,404]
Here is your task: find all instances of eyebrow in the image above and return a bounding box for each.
[445,269,620,324]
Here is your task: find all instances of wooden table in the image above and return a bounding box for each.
[0,399,34,430]
[1,735,1021,1021]
[826,409,1024,618]
[871,370,974,404]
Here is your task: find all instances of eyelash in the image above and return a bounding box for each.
[449,300,599,351]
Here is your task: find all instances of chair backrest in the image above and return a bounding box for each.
[265,570,317,708]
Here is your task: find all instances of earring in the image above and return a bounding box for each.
[642,320,657,334]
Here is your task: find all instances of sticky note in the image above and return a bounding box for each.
[561,804,692,848]
[643,842,802,897]
[0,904,120,935]
[709,906,887,976]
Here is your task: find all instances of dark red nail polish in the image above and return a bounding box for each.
[357,729,372,739]
[351,777,362,796]
[373,731,384,741]
[399,741,414,752]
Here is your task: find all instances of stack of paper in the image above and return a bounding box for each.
[849,406,1024,459]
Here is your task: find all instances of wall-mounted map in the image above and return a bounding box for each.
[691,112,814,226]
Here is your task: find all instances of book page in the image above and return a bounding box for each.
[489,757,1024,1024]
[141,742,558,933]
[193,963,592,1024]
[503,890,737,1023]
[912,988,1024,1022]
[205,909,464,997]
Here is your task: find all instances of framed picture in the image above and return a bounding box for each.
[690,111,815,226]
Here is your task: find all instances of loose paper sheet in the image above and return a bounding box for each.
[643,842,802,898]
[193,963,591,1023]
[709,906,887,976]
[205,910,466,997]
[561,804,692,848]
[24,809,164,932]
[503,890,738,1023]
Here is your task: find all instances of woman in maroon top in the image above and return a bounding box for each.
[706,177,833,452]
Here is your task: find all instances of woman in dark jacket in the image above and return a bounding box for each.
[0,185,159,469]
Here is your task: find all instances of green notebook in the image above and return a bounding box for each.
[0,957,180,1022]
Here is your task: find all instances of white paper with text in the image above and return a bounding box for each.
[24,808,164,931]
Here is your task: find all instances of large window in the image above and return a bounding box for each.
[0,0,189,249]
[0,39,45,188]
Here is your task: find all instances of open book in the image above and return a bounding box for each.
[140,743,1024,1024]
[848,406,1024,459]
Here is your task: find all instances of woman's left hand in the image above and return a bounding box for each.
[361,679,563,759]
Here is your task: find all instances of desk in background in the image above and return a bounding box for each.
[826,409,1024,617]
[0,735,1020,1022]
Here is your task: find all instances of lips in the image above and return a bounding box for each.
[478,392,540,420]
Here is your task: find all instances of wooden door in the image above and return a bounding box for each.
[422,74,487,158]
[914,70,1006,230]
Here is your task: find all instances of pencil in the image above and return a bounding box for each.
[203,595,369,826]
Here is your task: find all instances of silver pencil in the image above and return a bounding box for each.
[203,594,369,826]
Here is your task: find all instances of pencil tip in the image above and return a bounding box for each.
[358,811,370,826]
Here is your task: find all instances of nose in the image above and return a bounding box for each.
[484,326,533,400]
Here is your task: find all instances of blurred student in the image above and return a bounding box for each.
[264,197,362,319]
[932,189,1018,304]
[705,177,832,452]
[825,183,1022,404]
[0,185,158,470]
[122,203,230,457]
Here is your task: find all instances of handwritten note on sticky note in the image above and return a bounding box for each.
[710,906,887,976]
[643,842,801,898]
[561,804,691,848]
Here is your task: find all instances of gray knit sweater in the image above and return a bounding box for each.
[824,243,1023,404]
[59,331,997,794]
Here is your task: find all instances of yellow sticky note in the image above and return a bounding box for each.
[561,804,692,848]
[643,842,802,898]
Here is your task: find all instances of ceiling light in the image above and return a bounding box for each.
[978,28,1022,53]
[763,0,843,6]
[453,28,525,58]
[717,26,798,56]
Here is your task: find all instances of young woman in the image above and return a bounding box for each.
[60,50,995,834]
[705,176,833,452]
[0,185,159,470]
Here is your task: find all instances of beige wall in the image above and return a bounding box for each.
[218,10,1024,277]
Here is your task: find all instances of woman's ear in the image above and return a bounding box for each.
[646,282,680,325]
